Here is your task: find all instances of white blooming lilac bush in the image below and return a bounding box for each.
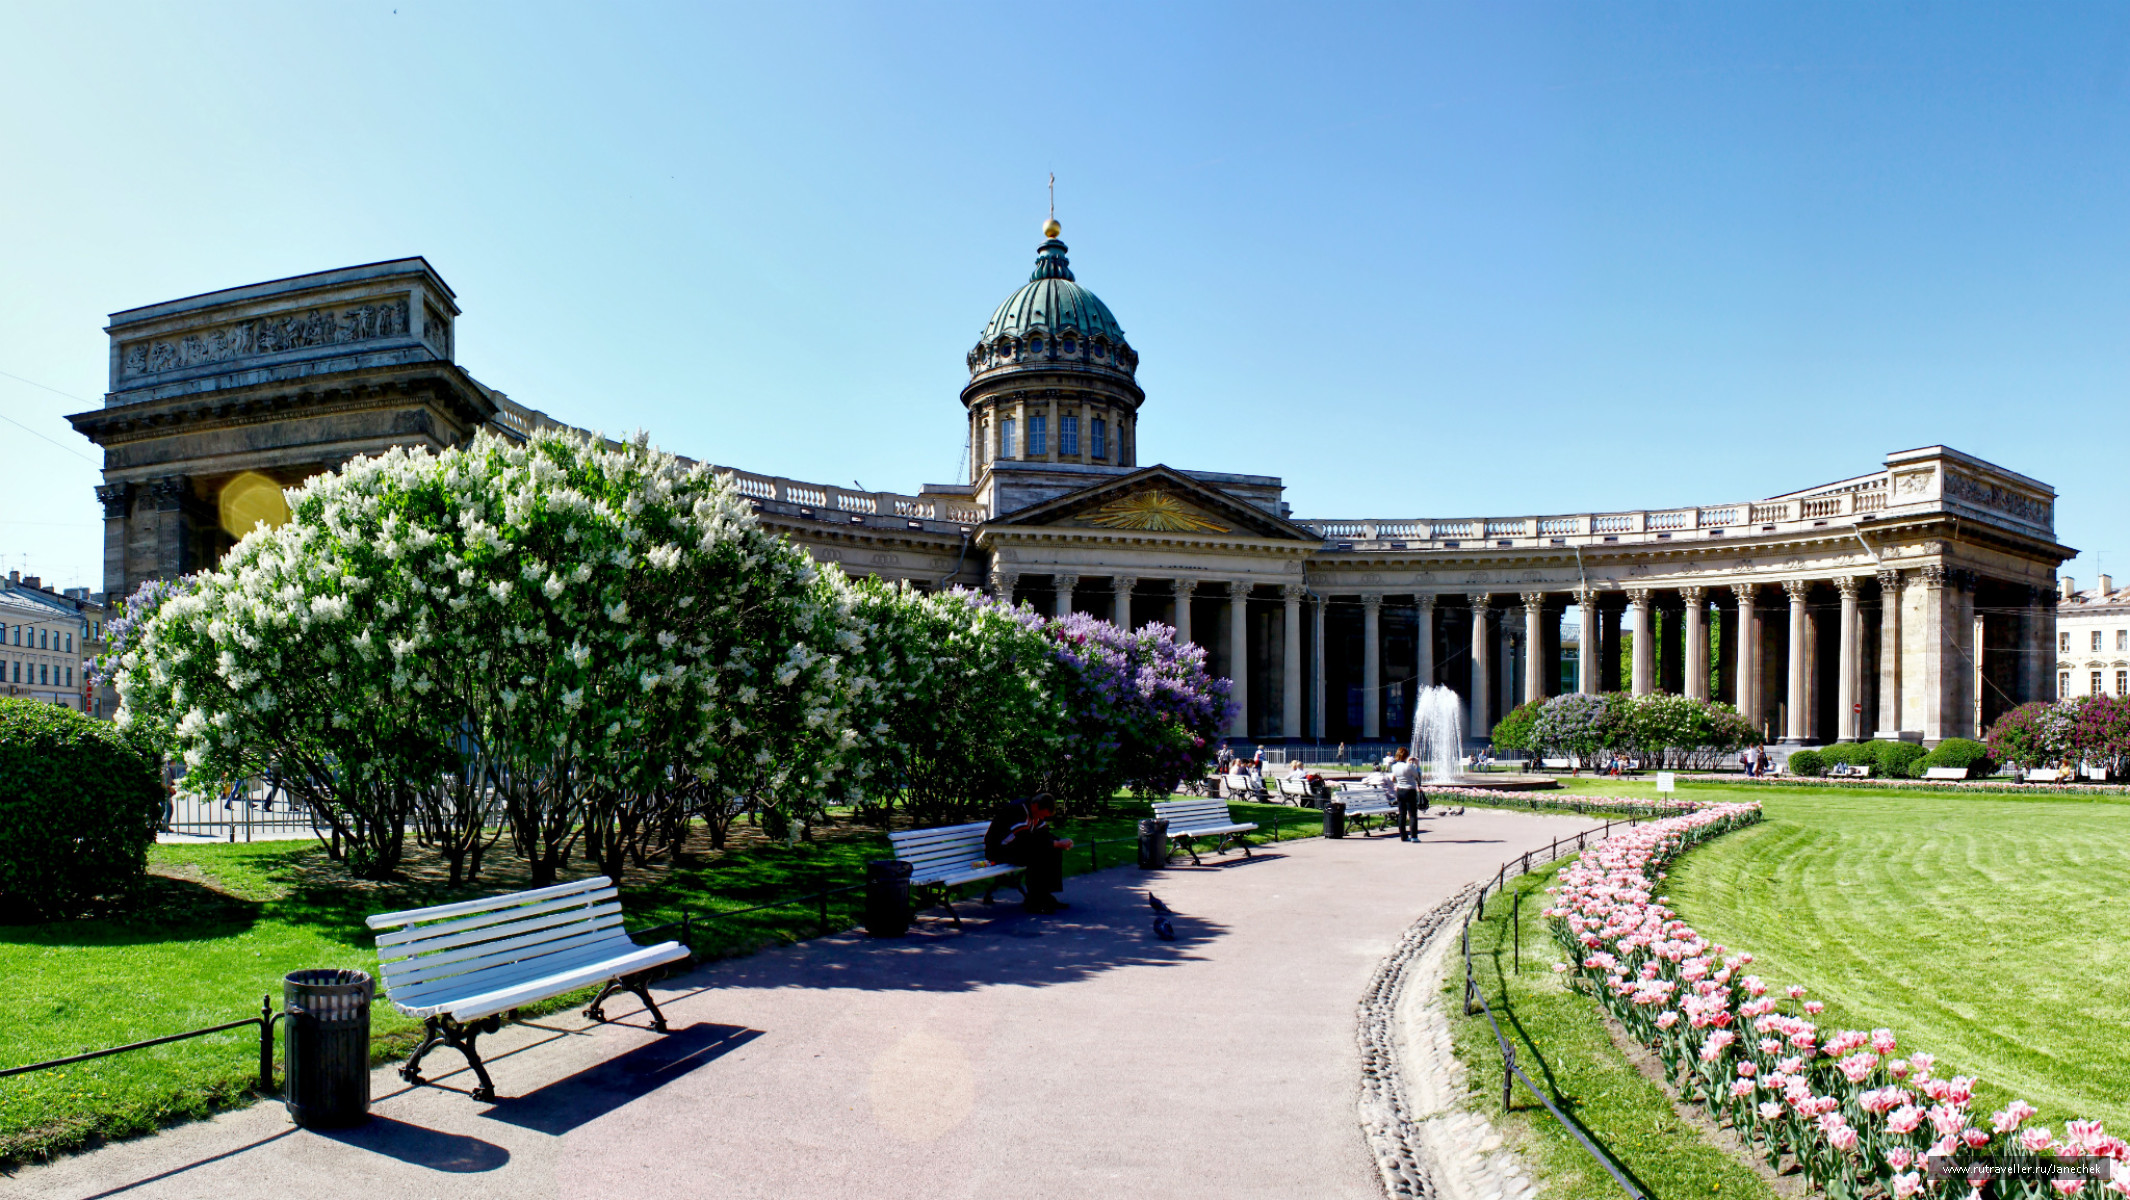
[115,430,863,884]
[1548,806,2130,1200]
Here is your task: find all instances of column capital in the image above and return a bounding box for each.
[1920,565,1949,588]
[1575,586,1600,609]
[1360,592,1383,610]
[1231,580,1253,598]
[1876,567,1902,591]
[94,483,131,519]
[1783,578,1812,603]
[149,476,186,511]
[1679,585,1706,605]
[1172,578,1197,599]
[1113,575,1138,594]
[1625,587,1652,606]
[1520,591,1547,612]
[1731,581,1758,604]
[989,569,1019,600]
[1282,583,1306,602]
[1054,573,1079,593]
[1951,568,1979,591]
[1415,593,1437,611]
[1466,592,1492,611]
[1835,576,1863,599]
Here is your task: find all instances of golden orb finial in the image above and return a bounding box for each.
[1043,217,1061,238]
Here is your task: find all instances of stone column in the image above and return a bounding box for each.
[2018,585,2052,705]
[1577,589,1599,695]
[1311,593,1327,739]
[1628,588,1655,695]
[1229,581,1251,738]
[1876,569,1902,735]
[1172,579,1196,645]
[1682,587,1709,701]
[1732,584,1758,730]
[150,475,187,583]
[1113,576,1137,631]
[1282,585,1304,741]
[1361,594,1383,739]
[1415,594,1436,694]
[1783,579,1811,742]
[1468,594,1492,737]
[1659,597,1686,696]
[1053,574,1078,619]
[95,483,131,598]
[990,568,1019,604]
[1522,592,1548,704]
[1836,577,1862,741]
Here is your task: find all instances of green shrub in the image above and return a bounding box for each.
[0,698,164,921]
[1871,740,1930,779]
[1820,742,1877,767]
[1786,749,1826,776]
[1490,699,1545,754]
[1915,737,1997,779]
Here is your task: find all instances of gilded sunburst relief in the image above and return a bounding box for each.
[1087,490,1229,533]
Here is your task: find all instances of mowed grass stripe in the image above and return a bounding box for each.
[1658,786,2130,1129]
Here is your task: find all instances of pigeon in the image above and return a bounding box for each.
[1147,891,1172,915]
[1152,916,1175,941]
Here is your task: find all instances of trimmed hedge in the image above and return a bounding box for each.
[1786,740,1939,779]
[0,698,164,921]
[1787,749,1827,776]
[1915,736,1996,779]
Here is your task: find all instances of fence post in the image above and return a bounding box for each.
[1503,1042,1516,1110]
[681,912,693,951]
[1513,890,1521,974]
[257,993,274,1092]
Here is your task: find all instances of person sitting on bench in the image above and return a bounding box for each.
[985,793,1074,913]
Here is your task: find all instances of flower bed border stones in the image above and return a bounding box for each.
[1546,804,2130,1200]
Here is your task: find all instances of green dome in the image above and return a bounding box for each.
[968,234,1137,380]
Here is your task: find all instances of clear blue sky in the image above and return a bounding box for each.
[4,2,2126,595]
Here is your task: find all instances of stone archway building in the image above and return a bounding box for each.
[71,235,2071,746]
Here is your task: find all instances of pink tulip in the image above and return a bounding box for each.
[1731,1079,1757,1099]
[2020,1127,2054,1153]
[1887,1106,1924,1135]
[1929,1105,1970,1138]
[1737,1061,1757,1078]
[1886,1148,1915,1170]
[1962,1128,1991,1149]
[1759,1102,1784,1122]
[1787,985,1808,1000]
[1805,1001,1826,1016]
[1830,1123,1860,1153]
[1656,1011,1680,1030]
[1892,1171,1923,1199]
[1993,1101,2039,1134]
[1947,1076,1976,1106]
[1910,1053,1937,1078]
[1872,1029,1899,1055]
[2052,1180,2087,1196]
[1889,1059,1912,1080]
[1839,1052,1879,1083]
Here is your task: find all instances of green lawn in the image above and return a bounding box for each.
[1653,781,2130,1131]
[1450,858,1778,1200]
[0,798,1321,1165]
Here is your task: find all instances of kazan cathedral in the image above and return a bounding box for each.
[71,221,2072,749]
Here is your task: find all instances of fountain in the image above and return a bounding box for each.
[1404,683,1560,791]
[1410,684,1465,783]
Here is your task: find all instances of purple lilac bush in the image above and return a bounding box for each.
[1035,611,1235,811]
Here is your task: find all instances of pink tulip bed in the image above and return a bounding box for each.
[1428,785,1707,819]
[1547,803,2130,1200]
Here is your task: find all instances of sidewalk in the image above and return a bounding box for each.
[12,808,1606,1200]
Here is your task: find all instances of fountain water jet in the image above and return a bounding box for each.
[1409,685,1466,784]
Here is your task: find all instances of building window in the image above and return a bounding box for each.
[2094,631,2105,652]
[39,663,48,686]
[65,632,72,653]
[2118,669,2128,696]
[1092,417,1107,461]
[1027,414,1046,457]
[2060,631,2071,653]
[65,666,73,687]
[1061,415,1079,456]
[2060,671,2071,698]
[2119,630,2128,651]
[2093,670,2104,696]
[1000,418,1016,459]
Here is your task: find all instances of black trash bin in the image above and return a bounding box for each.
[283,968,372,1129]
[1322,800,1347,839]
[865,859,914,937]
[1136,818,1169,869]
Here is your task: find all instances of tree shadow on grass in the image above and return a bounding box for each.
[0,875,261,947]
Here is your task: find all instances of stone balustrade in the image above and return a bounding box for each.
[711,467,988,529]
[1298,480,1898,548]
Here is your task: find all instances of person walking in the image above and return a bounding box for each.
[1389,747,1425,842]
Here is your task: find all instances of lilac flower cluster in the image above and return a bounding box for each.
[1034,611,1235,809]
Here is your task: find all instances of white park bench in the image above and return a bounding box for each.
[367,876,689,1102]
[1218,773,1268,802]
[887,821,1024,928]
[1923,766,1971,780]
[1276,775,1323,805]
[1150,798,1259,865]
[1334,783,1399,835]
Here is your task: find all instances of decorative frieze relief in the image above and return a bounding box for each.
[120,298,414,379]
[1943,470,2051,527]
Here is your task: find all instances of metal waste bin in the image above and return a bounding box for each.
[283,968,372,1128]
[865,858,914,937]
[1136,818,1169,869]
[1322,800,1347,839]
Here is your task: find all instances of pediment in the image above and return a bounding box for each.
[987,465,1317,541]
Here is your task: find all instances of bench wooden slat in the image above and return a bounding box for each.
[389,934,648,1009]
[382,916,628,990]
[395,941,691,1022]
[374,887,620,950]
[365,876,611,929]
[377,899,624,961]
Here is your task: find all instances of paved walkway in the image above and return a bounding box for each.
[14,808,1606,1200]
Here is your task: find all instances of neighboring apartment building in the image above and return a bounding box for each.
[0,572,110,715]
[2056,575,2130,700]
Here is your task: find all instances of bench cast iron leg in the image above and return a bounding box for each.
[586,970,671,1032]
[1178,836,1202,866]
[402,1014,501,1103]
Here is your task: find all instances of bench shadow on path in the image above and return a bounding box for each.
[481,1021,763,1136]
[680,865,1231,995]
[321,1116,512,1173]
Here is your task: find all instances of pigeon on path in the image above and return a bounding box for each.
[1148,891,1176,940]
[1147,891,1172,915]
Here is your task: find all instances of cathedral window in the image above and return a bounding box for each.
[1092,417,1107,461]
[1000,418,1017,459]
[1061,416,1079,456]
[1027,415,1046,457]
